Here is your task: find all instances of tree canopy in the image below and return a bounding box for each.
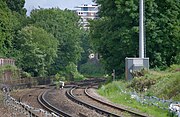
[29,8,83,75]
[15,26,58,76]
[90,0,180,75]
[0,0,19,57]
[0,0,86,78]
[1,0,179,78]
[5,0,26,15]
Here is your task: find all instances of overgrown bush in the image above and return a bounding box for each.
[65,62,84,81]
[147,72,180,100]
[166,64,180,72]
[0,65,20,79]
[131,68,149,77]
[128,77,156,92]
[21,71,31,78]
[128,66,180,101]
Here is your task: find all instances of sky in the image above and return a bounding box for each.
[25,0,94,15]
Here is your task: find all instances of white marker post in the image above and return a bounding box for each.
[139,0,144,58]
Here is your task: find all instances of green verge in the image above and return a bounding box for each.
[97,81,168,117]
[97,65,180,117]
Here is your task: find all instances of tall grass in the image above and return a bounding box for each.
[98,81,169,117]
[97,65,180,117]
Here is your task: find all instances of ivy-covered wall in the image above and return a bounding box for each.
[0,65,20,84]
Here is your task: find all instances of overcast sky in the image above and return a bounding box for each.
[25,0,94,15]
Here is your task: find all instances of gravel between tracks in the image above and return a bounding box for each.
[20,88,46,108]
[11,88,45,109]
[45,88,105,117]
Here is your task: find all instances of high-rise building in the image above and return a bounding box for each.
[75,4,98,29]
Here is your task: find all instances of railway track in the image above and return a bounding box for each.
[66,86,149,117]
[66,86,121,117]
[38,88,73,117]
[12,78,149,117]
[84,87,149,117]
[10,88,45,117]
[38,87,104,117]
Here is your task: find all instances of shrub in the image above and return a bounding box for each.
[65,62,85,81]
[0,65,20,79]
[128,77,156,92]
[131,68,149,78]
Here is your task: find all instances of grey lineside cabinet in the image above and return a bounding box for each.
[125,58,149,80]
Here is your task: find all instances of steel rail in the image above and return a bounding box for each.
[38,89,73,117]
[66,86,122,117]
[19,88,40,117]
[85,87,148,117]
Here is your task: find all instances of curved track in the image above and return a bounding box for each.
[67,86,149,117]
[66,86,122,117]
[84,87,148,117]
[25,78,149,117]
[38,88,72,117]
[10,88,44,117]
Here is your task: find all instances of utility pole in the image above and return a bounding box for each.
[139,0,144,58]
[125,0,149,80]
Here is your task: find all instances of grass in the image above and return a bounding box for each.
[146,72,180,101]
[97,65,180,117]
[98,81,169,117]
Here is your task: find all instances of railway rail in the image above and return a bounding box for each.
[9,86,59,117]
[66,86,121,117]
[38,88,72,117]
[84,87,149,117]
[66,86,149,117]
[6,78,150,117]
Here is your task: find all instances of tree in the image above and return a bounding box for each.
[29,8,83,75]
[90,0,180,76]
[5,0,26,15]
[78,30,92,66]
[15,26,58,76]
[145,0,180,67]
[0,0,19,57]
[90,0,139,75]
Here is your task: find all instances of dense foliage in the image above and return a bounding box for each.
[90,0,180,75]
[15,26,58,76]
[0,0,19,57]
[79,60,105,77]
[0,1,84,79]
[29,8,83,75]
[1,0,179,79]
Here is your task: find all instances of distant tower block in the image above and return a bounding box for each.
[75,4,99,29]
